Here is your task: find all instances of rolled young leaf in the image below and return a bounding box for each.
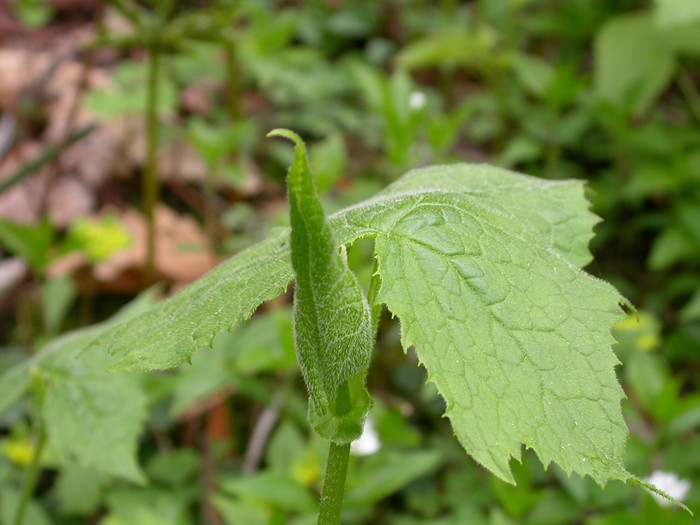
[268,128,373,443]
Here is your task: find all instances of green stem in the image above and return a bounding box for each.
[0,126,93,196]
[144,43,161,284]
[203,161,218,248]
[224,38,242,125]
[103,0,142,26]
[13,430,45,525]
[317,440,351,525]
[677,67,700,128]
[544,115,560,179]
[14,381,47,525]
[317,379,353,524]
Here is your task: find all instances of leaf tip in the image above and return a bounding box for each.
[267,128,304,149]
[630,475,693,514]
[619,296,636,317]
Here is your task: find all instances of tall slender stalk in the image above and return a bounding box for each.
[144,43,161,284]
[317,440,352,525]
[14,378,47,525]
[13,429,46,525]
[224,39,241,125]
[678,67,700,128]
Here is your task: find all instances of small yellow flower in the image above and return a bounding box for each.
[67,216,131,263]
[1,439,35,467]
[613,311,662,353]
[292,453,320,487]
[637,333,661,352]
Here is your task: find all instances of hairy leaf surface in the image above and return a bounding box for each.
[96,228,294,372]
[95,166,597,372]
[93,163,633,486]
[270,128,373,441]
[371,194,627,484]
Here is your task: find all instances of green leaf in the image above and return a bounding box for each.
[395,26,502,74]
[0,218,55,273]
[511,52,555,98]
[309,132,348,194]
[594,11,676,115]
[680,288,700,322]
[93,163,641,491]
[369,183,629,485]
[366,164,600,268]
[12,0,54,30]
[53,466,107,516]
[266,421,306,476]
[102,488,190,525]
[268,128,373,440]
[655,0,700,29]
[338,165,635,487]
[0,290,157,481]
[42,344,148,483]
[0,486,52,525]
[220,472,318,514]
[86,60,177,121]
[145,448,200,487]
[0,363,32,417]
[212,495,269,525]
[232,308,296,374]
[95,228,295,372]
[662,21,700,55]
[345,450,442,507]
[41,275,76,334]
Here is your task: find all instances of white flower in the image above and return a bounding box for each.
[409,91,426,110]
[645,470,691,506]
[350,418,380,456]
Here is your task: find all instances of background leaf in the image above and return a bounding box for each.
[594,11,675,115]
[0,290,157,481]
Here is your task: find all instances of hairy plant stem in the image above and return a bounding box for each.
[144,42,161,284]
[317,266,383,524]
[318,440,351,525]
[318,381,353,525]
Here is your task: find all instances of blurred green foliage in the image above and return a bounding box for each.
[1,0,700,523]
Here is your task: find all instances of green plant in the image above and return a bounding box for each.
[84,129,688,522]
[92,0,243,281]
[594,4,700,116]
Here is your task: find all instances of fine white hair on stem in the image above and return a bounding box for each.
[644,471,691,506]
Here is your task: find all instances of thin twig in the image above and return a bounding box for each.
[242,396,281,475]
[677,67,700,128]
[0,126,94,196]
[0,113,17,164]
[143,44,162,284]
